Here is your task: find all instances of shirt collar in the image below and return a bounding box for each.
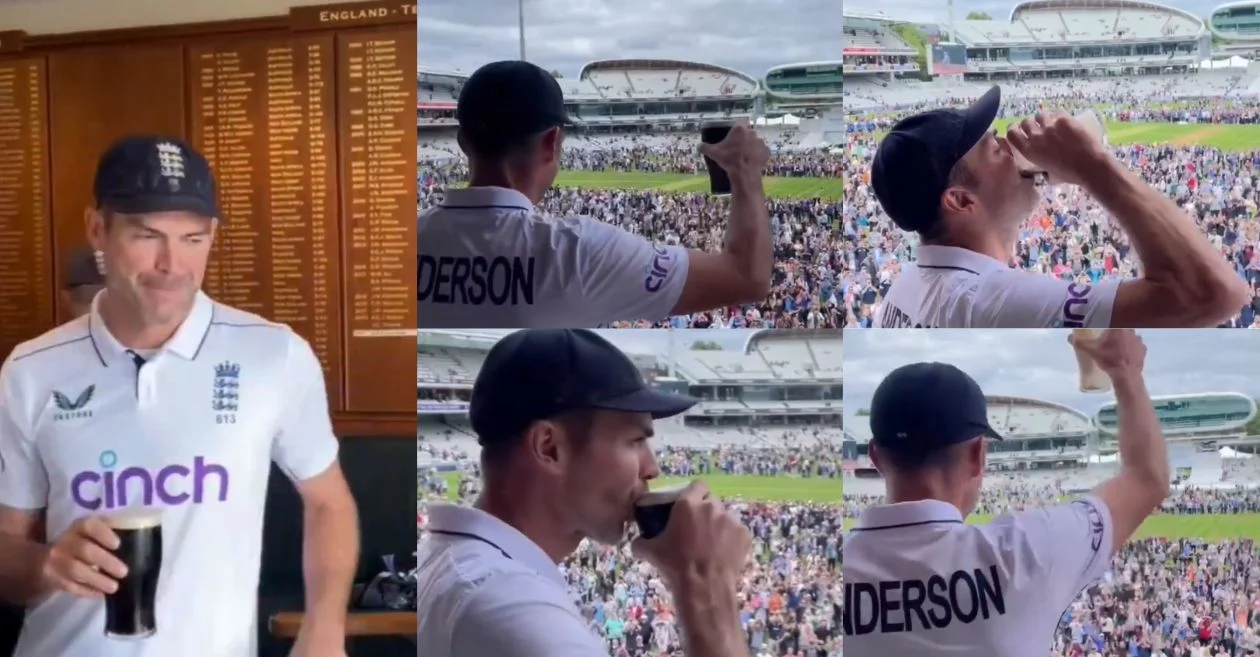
[439,186,535,212]
[915,245,1009,275]
[426,503,567,588]
[854,499,964,530]
[87,290,215,367]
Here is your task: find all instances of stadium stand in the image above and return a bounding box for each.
[418,329,843,457]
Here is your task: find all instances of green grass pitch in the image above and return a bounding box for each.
[861,120,1260,153]
[842,508,1260,539]
[991,120,1260,152]
[430,472,843,503]
[552,171,841,201]
[428,472,1257,539]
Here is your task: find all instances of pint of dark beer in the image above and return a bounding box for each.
[633,483,688,540]
[104,509,163,639]
[699,123,733,196]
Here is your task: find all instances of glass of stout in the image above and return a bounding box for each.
[699,122,734,196]
[633,483,689,540]
[104,509,163,639]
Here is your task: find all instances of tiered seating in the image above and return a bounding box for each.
[845,71,1243,112]
[987,400,1092,437]
[415,347,486,385]
[687,351,776,380]
[576,64,757,100]
[844,26,913,50]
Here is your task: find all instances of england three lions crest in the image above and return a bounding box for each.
[212,361,239,424]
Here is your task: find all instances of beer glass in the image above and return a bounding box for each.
[633,483,688,540]
[1071,329,1112,393]
[1013,109,1108,187]
[699,123,734,196]
[104,509,163,639]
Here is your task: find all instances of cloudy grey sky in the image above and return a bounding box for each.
[419,0,840,79]
[843,330,1260,425]
[594,329,755,357]
[846,0,1214,28]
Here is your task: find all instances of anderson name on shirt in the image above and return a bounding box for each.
[417,255,536,306]
[417,245,675,309]
[843,564,1008,635]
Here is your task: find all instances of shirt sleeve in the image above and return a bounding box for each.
[964,270,1120,328]
[451,571,610,657]
[576,217,689,324]
[0,359,47,510]
[270,331,339,482]
[990,496,1114,614]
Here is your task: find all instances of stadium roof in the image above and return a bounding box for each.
[1094,391,1255,411]
[1210,0,1260,41]
[764,60,843,75]
[986,395,1090,421]
[577,58,757,85]
[418,67,469,80]
[1009,0,1202,31]
[1215,0,1260,12]
[741,328,841,354]
[845,395,1091,442]
[417,329,658,361]
[417,330,502,352]
[842,9,919,23]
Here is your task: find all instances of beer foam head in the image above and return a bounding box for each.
[106,508,162,530]
[637,482,689,506]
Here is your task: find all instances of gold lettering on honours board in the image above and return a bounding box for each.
[320,8,386,21]
[317,2,415,23]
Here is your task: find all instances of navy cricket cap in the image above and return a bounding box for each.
[469,329,697,445]
[93,135,219,219]
[63,245,105,288]
[871,85,1001,234]
[456,60,574,154]
[869,362,1002,454]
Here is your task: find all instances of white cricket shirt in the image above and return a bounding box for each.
[417,186,689,327]
[842,497,1115,655]
[417,503,608,657]
[0,290,339,657]
[874,245,1120,328]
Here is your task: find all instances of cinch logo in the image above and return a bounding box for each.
[69,450,230,511]
[644,246,674,293]
[1057,283,1093,328]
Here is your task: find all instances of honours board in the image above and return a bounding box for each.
[0,58,52,359]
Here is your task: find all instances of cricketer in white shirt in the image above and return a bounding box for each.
[843,496,1115,655]
[418,503,609,657]
[417,186,689,328]
[874,245,1121,328]
[0,291,339,657]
